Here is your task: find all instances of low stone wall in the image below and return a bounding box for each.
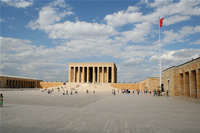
[39,82,64,88]
[110,83,139,90]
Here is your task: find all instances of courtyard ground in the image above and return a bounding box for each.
[0,88,200,133]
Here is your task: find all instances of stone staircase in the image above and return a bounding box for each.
[57,82,117,92]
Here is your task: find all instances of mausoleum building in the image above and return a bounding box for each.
[68,62,117,83]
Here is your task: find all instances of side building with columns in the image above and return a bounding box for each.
[163,57,200,99]
[0,75,42,88]
[68,62,117,83]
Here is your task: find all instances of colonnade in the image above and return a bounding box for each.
[6,80,36,88]
[179,69,200,99]
[68,63,117,83]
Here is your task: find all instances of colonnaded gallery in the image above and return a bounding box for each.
[68,62,117,83]
[163,57,200,99]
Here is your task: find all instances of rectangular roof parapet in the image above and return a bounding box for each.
[69,62,116,65]
[69,62,117,70]
[0,75,41,80]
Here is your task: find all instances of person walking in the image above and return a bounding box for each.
[154,89,156,96]
[0,93,4,107]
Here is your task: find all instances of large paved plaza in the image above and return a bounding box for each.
[1,88,200,133]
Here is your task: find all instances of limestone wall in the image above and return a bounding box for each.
[138,77,160,91]
[148,78,161,91]
[39,82,64,88]
[138,81,146,91]
[110,83,139,90]
[110,78,160,91]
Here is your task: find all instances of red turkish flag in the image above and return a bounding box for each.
[160,18,164,28]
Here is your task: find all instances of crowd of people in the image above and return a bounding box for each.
[40,84,168,97]
[120,88,168,96]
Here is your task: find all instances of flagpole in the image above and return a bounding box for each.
[159,17,162,91]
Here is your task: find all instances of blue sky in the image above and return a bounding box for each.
[1,0,200,83]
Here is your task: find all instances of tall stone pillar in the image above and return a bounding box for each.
[97,67,99,83]
[107,67,110,83]
[73,67,76,82]
[82,66,85,83]
[87,67,89,83]
[184,72,190,98]
[102,66,104,83]
[12,80,14,87]
[78,67,80,83]
[190,70,197,99]
[107,67,109,83]
[93,66,95,83]
[197,69,200,99]
[179,73,184,96]
[112,66,114,83]
[68,66,71,82]
[115,69,117,83]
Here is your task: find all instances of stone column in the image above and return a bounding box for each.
[190,70,197,99]
[197,69,200,99]
[78,66,80,83]
[12,80,15,87]
[19,81,21,88]
[82,66,85,83]
[68,66,71,82]
[15,81,17,88]
[93,66,95,83]
[184,72,190,98]
[87,67,89,83]
[107,67,109,83]
[102,66,104,83]
[179,73,184,96]
[115,68,117,83]
[112,66,114,83]
[97,67,99,83]
[73,67,76,82]
[104,67,107,83]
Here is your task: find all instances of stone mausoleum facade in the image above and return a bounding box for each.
[68,62,117,83]
[163,57,200,99]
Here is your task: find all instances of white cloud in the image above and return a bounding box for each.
[119,22,152,43]
[190,39,200,45]
[27,1,115,40]
[48,21,116,39]
[163,25,200,44]
[1,0,33,8]
[162,30,181,43]
[121,58,144,66]
[149,49,200,66]
[0,18,6,23]
[164,15,190,26]
[27,3,74,30]
[147,0,173,8]
[155,0,200,16]
[104,6,143,27]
